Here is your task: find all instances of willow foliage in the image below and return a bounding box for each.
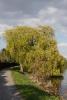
[4,25,64,78]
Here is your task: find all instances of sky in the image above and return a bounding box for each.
[0,0,67,58]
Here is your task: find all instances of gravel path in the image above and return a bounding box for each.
[0,69,22,100]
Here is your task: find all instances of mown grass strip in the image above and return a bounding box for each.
[11,67,59,100]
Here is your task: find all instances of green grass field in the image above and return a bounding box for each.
[11,67,59,100]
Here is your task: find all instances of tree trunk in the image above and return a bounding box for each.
[20,63,23,73]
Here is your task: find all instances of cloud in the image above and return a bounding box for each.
[18,18,40,26]
[57,43,67,58]
[0,0,67,57]
[0,0,67,38]
[0,24,12,36]
[58,43,67,47]
[15,5,67,36]
[16,6,59,27]
[0,0,66,34]
[38,7,58,19]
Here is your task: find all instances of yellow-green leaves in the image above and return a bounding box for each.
[4,25,64,78]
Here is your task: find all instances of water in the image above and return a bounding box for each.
[59,70,67,100]
[47,70,67,100]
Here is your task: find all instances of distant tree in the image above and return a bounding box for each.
[0,48,11,62]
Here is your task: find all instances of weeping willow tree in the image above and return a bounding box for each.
[4,25,64,78]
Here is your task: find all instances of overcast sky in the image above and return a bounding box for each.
[0,0,67,58]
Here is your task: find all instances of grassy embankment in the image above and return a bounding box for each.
[11,67,59,100]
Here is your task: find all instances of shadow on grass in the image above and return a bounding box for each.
[11,67,59,100]
[0,70,55,100]
[16,84,51,100]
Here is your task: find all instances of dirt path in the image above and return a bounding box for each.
[0,69,22,100]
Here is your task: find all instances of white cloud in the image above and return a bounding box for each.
[0,5,67,36]
[0,24,12,36]
[19,18,41,26]
[58,43,67,47]
[38,7,58,19]
[47,7,57,14]
[18,6,57,26]
[16,6,67,36]
[57,43,67,58]
[17,6,57,27]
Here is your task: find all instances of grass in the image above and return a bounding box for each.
[11,67,59,100]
